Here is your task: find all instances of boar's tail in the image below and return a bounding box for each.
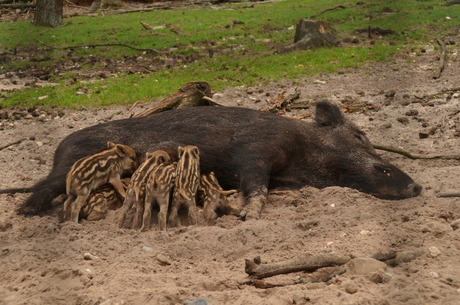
[0,187,34,194]
[16,174,67,216]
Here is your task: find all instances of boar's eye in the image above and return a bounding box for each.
[355,133,366,144]
[375,165,391,177]
[130,156,136,161]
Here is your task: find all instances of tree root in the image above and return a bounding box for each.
[373,144,460,160]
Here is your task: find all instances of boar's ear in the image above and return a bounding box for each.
[107,141,116,148]
[314,101,345,127]
[115,144,126,157]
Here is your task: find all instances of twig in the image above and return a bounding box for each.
[0,3,35,8]
[37,40,161,54]
[244,254,350,279]
[438,192,460,198]
[0,138,27,152]
[202,96,226,107]
[433,37,447,79]
[373,144,460,160]
[308,4,346,19]
[139,21,154,30]
[99,110,122,122]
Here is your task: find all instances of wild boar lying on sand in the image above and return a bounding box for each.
[11,101,422,220]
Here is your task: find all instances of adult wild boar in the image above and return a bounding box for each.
[13,101,422,219]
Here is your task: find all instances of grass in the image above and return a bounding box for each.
[0,0,457,108]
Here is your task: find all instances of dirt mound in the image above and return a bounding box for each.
[1,46,460,304]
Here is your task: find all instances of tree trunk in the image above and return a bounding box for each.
[34,0,63,27]
[277,20,339,54]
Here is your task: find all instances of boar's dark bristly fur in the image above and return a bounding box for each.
[15,101,422,218]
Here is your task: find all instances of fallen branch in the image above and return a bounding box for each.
[444,0,460,6]
[308,4,346,19]
[242,266,346,288]
[99,110,122,122]
[438,192,460,198]
[355,26,397,36]
[241,249,425,288]
[383,250,425,267]
[202,96,226,107]
[0,138,27,152]
[373,144,460,160]
[260,88,301,113]
[38,40,161,54]
[0,3,35,8]
[133,81,212,117]
[433,37,447,79]
[244,254,351,279]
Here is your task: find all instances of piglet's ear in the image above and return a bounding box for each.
[115,144,126,157]
[314,101,345,127]
[107,141,116,148]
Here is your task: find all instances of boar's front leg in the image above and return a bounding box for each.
[235,160,270,221]
[240,186,268,221]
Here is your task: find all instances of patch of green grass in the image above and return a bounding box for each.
[0,0,458,108]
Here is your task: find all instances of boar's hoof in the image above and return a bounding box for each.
[240,208,260,221]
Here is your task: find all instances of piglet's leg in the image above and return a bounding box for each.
[63,194,76,222]
[168,193,181,228]
[133,198,144,230]
[184,199,198,226]
[141,192,154,231]
[70,195,87,223]
[110,177,127,201]
[203,200,218,225]
[156,191,171,231]
[118,189,136,228]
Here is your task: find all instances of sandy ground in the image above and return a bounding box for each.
[1,41,460,305]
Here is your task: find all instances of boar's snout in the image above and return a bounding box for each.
[369,163,422,200]
[406,182,423,197]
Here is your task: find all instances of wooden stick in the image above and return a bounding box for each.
[99,110,122,122]
[438,192,460,198]
[0,138,27,152]
[202,96,226,107]
[133,81,212,117]
[373,144,460,160]
[0,3,35,8]
[433,37,447,79]
[383,250,425,267]
[38,40,161,54]
[308,4,346,19]
[245,254,350,279]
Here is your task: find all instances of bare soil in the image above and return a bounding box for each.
[1,26,460,305]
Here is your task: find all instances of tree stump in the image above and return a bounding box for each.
[277,20,340,53]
